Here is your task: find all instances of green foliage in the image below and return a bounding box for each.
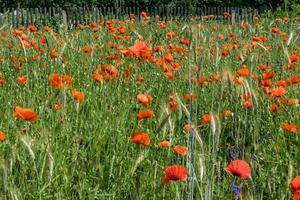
[260,0,300,18]
[0,0,291,8]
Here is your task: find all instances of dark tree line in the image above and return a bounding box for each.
[0,0,292,8]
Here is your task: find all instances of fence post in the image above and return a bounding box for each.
[248,8,251,22]
[0,9,3,26]
[231,9,236,24]
[253,8,258,21]
[61,9,68,29]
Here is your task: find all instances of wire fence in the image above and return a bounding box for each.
[0,6,259,28]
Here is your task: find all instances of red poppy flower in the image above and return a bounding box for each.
[263,71,275,80]
[229,33,235,38]
[164,52,174,63]
[0,131,5,142]
[164,69,175,80]
[155,45,164,52]
[237,67,250,77]
[262,79,272,87]
[224,160,251,179]
[183,123,194,133]
[269,104,281,112]
[268,87,286,97]
[136,75,144,82]
[218,34,225,40]
[259,64,268,71]
[40,37,47,44]
[179,39,189,45]
[168,100,178,110]
[0,79,5,86]
[222,110,233,119]
[14,106,39,122]
[173,145,188,156]
[281,123,298,133]
[136,94,152,107]
[54,103,63,112]
[62,75,73,88]
[48,73,62,89]
[43,26,50,32]
[96,64,119,81]
[287,76,300,85]
[137,109,154,120]
[242,93,252,101]
[118,26,126,34]
[88,20,96,27]
[163,165,188,185]
[17,76,28,85]
[252,36,261,42]
[126,41,153,60]
[81,46,93,54]
[130,132,150,146]
[221,49,229,57]
[140,11,148,18]
[21,33,29,41]
[166,32,176,39]
[158,141,171,147]
[28,25,37,32]
[224,12,231,17]
[184,93,196,102]
[291,176,300,192]
[293,190,300,200]
[50,47,59,59]
[242,100,252,109]
[271,27,280,33]
[72,89,85,103]
[200,114,212,124]
[93,73,103,82]
[289,55,298,63]
[277,80,287,87]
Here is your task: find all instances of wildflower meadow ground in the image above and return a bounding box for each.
[0,12,299,199]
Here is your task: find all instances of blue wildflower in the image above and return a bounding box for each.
[231,183,241,196]
[228,146,235,161]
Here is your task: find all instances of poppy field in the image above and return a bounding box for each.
[0,13,300,199]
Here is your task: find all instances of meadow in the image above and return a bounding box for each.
[0,13,299,199]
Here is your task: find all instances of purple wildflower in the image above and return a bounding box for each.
[228,146,235,161]
[231,183,241,196]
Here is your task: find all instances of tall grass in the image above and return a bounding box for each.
[0,14,299,199]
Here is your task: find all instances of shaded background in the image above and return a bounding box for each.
[0,0,286,8]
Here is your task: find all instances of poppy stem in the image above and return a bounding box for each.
[239,193,243,200]
[187,25,196,200]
